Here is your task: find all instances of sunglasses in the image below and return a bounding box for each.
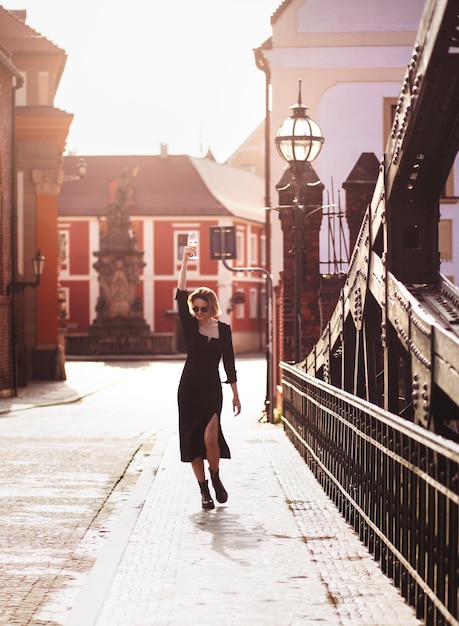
[192,305,208,313]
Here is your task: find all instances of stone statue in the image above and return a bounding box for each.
[89,167,151,344]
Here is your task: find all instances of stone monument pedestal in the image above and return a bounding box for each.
[82,168,167,356]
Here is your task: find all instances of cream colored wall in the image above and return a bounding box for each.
[265,0,425,284]
[226,122,265,178]
[225,1,459,285]
[232,330,264,354]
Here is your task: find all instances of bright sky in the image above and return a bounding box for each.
[4,0,281,162]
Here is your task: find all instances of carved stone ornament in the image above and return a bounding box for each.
[32,169,61,195]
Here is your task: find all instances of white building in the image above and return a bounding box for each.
[252,0,458,285]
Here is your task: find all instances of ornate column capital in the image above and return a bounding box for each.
[32,169,63,195]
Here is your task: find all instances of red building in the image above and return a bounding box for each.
[58,152,268,354]
[0,47,23,395]
[0,7,72,390]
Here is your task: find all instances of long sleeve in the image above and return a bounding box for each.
[221,323,237,384]
[176,289,194,348]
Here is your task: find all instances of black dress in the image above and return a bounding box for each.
[176,289,237,463]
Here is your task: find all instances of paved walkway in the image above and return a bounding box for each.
[0,365,422,626]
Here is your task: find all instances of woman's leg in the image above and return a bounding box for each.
[204,414,220,472]
[192,455,214,509]
[191,456,205,482]
[205,415,228,503]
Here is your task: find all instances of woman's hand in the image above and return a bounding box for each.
[233,395,241,416]
[183,245,196,261]
[178,246,196,290]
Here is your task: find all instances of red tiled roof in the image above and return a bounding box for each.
[271,0,294,25]
[0,6,64,54]
[15,104,72,117]
[59,155,265,223]
[0,46,23,81]
[343,152,380,185]
[190,157,265,222]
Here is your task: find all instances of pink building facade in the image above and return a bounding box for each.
[58,153,268,354]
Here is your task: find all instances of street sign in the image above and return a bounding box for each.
[209,226,237,260]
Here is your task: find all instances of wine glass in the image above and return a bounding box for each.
[187,230,199,260]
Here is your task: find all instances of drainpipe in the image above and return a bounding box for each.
[254,46,271,274]
[10,72,24,396]
[254,45,274,419]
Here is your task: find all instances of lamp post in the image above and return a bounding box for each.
[7,249,46,294]
[210,226,274,423]
[275,80,325,363]
[63,157,87,182]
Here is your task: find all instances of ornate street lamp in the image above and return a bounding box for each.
[275,81,325,363]
[275,80,324,174]
[63,157,87,182]
[8,249,46,294]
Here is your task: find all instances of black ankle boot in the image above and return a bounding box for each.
[210,469,228,503]
[199,480,215,510]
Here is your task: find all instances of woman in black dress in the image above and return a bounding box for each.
[176,245,241,509]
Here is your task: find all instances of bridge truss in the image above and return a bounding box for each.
[302,0,459,440]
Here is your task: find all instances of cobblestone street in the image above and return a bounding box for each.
[0,361,181,625]
[0,358,421,625]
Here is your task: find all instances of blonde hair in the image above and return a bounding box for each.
[188,287,222,317]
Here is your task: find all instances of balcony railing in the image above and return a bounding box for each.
[280,361,459,626]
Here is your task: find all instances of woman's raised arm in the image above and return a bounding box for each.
[177,245,195,290]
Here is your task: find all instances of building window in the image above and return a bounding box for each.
[260,234,266,266]
[58,286,69,321]
[260,289,267,319]
[439,219,453,261]
[176,232,188,261]
[383,97,398,151]
[236,231,245,267]
[249,288,258,319]
[441,167,455,200]
[16,72,26,106]
[235,302,245,319]
[249,234,257,266]
[58,230,69,276]
[38,71,49,105]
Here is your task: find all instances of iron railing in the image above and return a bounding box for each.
[280,361,459,626]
